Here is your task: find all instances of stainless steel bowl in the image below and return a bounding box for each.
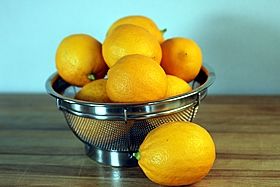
[46,64,215,167]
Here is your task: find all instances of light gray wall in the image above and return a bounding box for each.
[1,0,279,94]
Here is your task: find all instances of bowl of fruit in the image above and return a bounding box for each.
[46,15,215,168]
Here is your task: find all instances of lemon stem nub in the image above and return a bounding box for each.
[133,152,141,160]
[88,74,96,81]
[161,28,167,35]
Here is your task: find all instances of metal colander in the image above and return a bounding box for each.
[46,65,215,167]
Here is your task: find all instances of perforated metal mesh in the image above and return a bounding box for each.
[63,104,199,152]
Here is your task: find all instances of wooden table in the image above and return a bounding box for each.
[0,94,279,186]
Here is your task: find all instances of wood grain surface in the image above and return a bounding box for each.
[0,94,280,186]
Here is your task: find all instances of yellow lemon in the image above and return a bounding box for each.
[102,24,162,68]
[106,54,167,103]
[135,121,216,186]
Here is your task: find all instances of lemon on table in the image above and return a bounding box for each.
[106,15,165,43]
[56,34,108,87]
[102,24,162,68]
[135,121,216,186]
[106,54,167,103]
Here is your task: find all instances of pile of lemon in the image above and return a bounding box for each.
[55,15,215,186]
[55,15,202,103]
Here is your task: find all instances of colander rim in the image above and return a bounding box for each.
[46,64,215,106]
[45,64,215,120]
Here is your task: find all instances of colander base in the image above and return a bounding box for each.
[85,144,138,167]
